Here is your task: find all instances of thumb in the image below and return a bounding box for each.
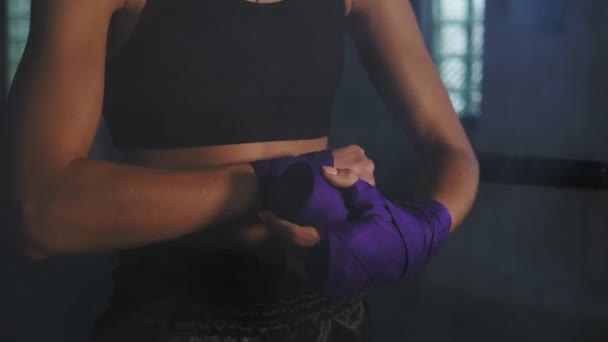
[322,166,360,188]
[259,211,321,247]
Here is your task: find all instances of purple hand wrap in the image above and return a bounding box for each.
[250,149,334,190]
[267,162,453,298]
[250,149,349,226]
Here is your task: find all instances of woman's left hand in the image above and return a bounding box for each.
[331,145,376,186]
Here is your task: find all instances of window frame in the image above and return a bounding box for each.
[413,0,485,118]
[5,0,30,90]
[1,0,7,95]
[412,0,482,136]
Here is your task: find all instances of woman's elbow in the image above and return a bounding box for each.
[16,194,63,261]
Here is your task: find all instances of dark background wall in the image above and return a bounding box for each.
[1,0,607,341]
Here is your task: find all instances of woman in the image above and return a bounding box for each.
[6,0,479,341]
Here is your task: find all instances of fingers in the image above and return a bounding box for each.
[356,157,376,186]
[259,211,321,247]
[322,166,360,188]
[332,145,366,167]
[235,222,271,247]
[331,144,376,187]
[360,173,376,187]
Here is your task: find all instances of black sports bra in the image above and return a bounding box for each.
[102,0,346,149]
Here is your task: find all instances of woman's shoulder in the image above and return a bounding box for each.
[30,0,127,25]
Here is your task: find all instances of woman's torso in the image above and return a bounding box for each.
[96,0,366,337]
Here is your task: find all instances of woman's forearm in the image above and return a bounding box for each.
[16,158,261,258]
[413,145,479,231]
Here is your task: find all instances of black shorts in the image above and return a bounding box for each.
[90,293,370,342]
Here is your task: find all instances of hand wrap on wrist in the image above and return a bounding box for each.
[312,180,451,297]
[250,150,348,226]
[268,162,453,298]
[250,149,334,191]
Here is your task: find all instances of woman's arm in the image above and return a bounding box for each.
[346,0,479,231]
[6,0,264,259]
[7,1,376,260]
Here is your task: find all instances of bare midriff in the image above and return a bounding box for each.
[118,137,328,170]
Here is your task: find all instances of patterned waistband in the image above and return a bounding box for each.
[96,292,365,335]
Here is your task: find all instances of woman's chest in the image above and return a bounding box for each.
[106,0,346,100]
